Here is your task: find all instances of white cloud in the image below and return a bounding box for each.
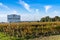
[20,14,34,21]
[0,3,10,10]
[0,2,41,22]
[34,9,40,21]
[9,10,18,14]
[35,9,39,14]
[20,9,40,21]
[12,10,17,14]
[0,3,19,14]
[51,10,60,17]
[0,3,19,22]
[44,5,52,13]
[53,10,59,14]
[0,14,7,22]
[19,0,31,12]
[45,10,60,18]
[18,0,41,21]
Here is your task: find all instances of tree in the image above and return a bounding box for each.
[40,16,60,22]
[45,16,51,22]
[54,16,60,21]
[40,17,45,22]
[40,16,51,22]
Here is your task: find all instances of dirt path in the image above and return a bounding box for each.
[29,35,60,40]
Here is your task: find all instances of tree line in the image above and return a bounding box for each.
[40,16,60,22]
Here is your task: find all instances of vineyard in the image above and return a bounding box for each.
[0,22,60,40]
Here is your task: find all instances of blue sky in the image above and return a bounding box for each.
[0,0,60,22]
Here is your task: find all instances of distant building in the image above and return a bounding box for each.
[7,14,20,22]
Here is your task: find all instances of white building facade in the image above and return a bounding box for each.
[7,14,20,22]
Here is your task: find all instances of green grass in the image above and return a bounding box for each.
[0,32,26,40]
[0,32,19,40]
